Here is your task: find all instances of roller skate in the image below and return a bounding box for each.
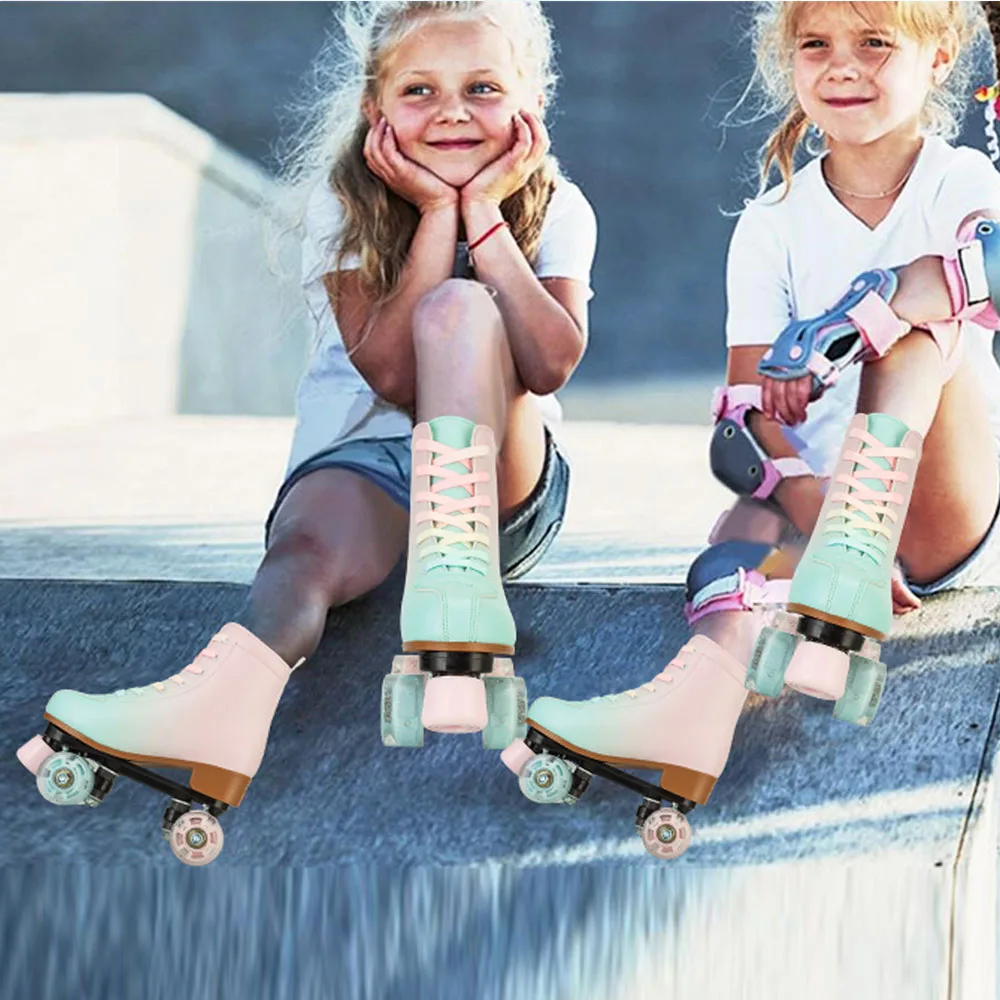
[500,635,749,859]
[747,413,922,725]
[16,623,292,866]
[382,417,526,750]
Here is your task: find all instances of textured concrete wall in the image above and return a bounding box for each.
[0,94,309,435]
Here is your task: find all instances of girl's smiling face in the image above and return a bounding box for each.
[373,16,541,188]
[791,2,949,146]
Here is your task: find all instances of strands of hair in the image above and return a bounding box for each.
[978,1,1000,160]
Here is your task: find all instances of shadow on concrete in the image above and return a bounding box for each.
[5,579,999,870]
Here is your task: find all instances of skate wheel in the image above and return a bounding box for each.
[785,640,849,701]
[169,810,224,866]
[833,653,886,726]
[381,672,426,748]
[747,625,798,697]
[639,807,692,860]
[421,675,488,734]
[36,751,95,806]
[519,753,574,804]
[481,676,528,749]
[17,734,54,776]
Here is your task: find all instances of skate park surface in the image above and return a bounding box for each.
[3,415,1000,999]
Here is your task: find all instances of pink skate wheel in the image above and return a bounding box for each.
[17,735,53,776]
[421,675,488,733]
[169,810,224,867]
[785,640,850,700]
[500,738,537,776]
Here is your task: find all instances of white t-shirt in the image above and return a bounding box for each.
[284,175,598,475]
[725,135,1000,476]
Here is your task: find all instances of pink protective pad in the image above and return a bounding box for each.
[784,641,850,701]
[421,675,488,733]
[16,735,53,776]
[942,220,1000,327]
[684,570,792,627]
[845,291,910,357]
[500,738,537,776]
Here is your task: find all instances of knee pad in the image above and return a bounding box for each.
[710,385,812,501]
[684,540,793,627]
[942,215,1000,329]
[757,269,911,398]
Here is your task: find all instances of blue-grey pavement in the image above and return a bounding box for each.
[5,576,998,869]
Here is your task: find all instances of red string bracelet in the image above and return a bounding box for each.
[468,220,509,252]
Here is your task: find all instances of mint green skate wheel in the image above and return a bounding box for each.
[481,676,528,749]
[833,654,886,726]
[381,673,425,748]
[747,625,799,697]
[37,752,95,806]
[519,754,574,804]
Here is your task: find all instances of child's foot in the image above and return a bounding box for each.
[383,417,525,750]
[747,413,922,725]
[16,623,292,865]
[501,635,749,859]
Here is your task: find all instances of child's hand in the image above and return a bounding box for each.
[891,560,922,616]
[761,373,812,426]
[363,118,458,214]
[460,110,549,208]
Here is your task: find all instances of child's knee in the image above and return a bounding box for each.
[264,526,367,602]
[413,279,502,343]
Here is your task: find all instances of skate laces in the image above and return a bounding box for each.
[601,643,696,702]
[414,439,492,574]
[113,631,231,697]
[823,427,914,563]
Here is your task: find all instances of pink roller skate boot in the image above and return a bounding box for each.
[501,635,748,859]
[16,623,292,865]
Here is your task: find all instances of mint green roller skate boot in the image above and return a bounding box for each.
[381,417,526,750]
[747,413,922,725]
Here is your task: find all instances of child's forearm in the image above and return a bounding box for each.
[347,205,459,409]
[463,200,586,395]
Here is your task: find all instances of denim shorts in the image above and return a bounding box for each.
[902,453,1000,596]
[264,427,569,582]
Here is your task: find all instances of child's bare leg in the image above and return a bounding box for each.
[237,470,408,665]
[858,332,999,585]
[412,278,546,513]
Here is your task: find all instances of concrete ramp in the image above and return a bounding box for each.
[3,577,999,999]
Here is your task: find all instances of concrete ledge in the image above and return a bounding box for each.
[0,95,308,437]
[3,578,998,995]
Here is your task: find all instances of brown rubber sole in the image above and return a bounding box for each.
[785,603,886,641]
[402,641,515,655]
[43,714,252,807]
[529,722,718,806]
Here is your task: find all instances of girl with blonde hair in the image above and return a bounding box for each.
[18,0,597,864]
[504,1,1000,859]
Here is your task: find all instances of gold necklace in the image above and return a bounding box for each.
[823,151,920,200]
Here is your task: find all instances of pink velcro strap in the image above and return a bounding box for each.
[712,383,763,421]
[772,456,812,480]
[751,456,812,500]
[845,290,910,357]
[942,242,999,325]
[683,571,793,626]
[805,351,839,386]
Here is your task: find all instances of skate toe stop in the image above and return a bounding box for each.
[500,738,536,776]
[16,735,53,776]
